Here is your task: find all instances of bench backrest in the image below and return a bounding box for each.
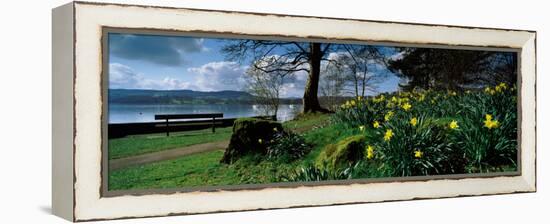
[154,113,223,120]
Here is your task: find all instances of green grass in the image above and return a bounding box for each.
[109,150,232,189]
[108,127,233,160]
[109,84,518,190]
[109,149,303,190]
[107,113,386,190]
[283,112,330,133]
[108,114,334,190]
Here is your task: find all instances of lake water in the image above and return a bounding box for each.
[109,104,302,124]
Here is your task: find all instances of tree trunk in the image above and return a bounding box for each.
[303,43,328,113]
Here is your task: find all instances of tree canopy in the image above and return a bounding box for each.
[388,48,517,91]
[222,40,337,113]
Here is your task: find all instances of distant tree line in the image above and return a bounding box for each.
[388,48,517,91]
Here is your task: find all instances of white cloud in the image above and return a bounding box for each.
[187,61,248,91]
[110,61,308,98]
[138,77,197,90]
[109,63,142,89]
[280,83,305,98]
[109,63,195,90]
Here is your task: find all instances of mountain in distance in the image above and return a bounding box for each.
[109,89,302,105]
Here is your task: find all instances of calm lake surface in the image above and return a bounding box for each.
[109,104,302,124]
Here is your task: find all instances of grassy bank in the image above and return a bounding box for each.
[109,114,334,190]
[108,127,233,160]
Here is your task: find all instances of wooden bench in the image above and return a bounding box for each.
[154,113,223,136]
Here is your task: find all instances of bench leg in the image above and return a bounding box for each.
[165,119,169,137]
[212,117,216,133]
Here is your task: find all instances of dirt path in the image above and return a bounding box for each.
[109,140,229,170]
[110,118,331,171]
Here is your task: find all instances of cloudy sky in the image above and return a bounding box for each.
[108,33,401,98]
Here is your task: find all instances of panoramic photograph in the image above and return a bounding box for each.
[106,32,518,191]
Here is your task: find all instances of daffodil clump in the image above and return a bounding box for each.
[328,82,517,177]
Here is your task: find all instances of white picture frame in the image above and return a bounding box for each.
[52,1,536,221]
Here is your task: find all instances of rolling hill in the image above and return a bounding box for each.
[108,89,301,105]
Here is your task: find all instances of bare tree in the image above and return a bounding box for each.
[319,61,346,110]
[223,40,336,113]
[244,56,292,118]
[329,45,389,98]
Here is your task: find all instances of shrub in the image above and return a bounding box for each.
[371,114,466,176]
[315,135,366,170]
[266,131,311,162]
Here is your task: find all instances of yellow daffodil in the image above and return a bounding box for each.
[391,96,398,102]
[273,127,278,132]
[342,100,352,109]
[366,145,375,159]
[414,150,423,158]
[485,87,492,93]
[383,129,394,141]
[402,102,412,111]
[373,121,380,129]
[484,119,500,129]
[410,117,418,127]
[449,120,459,129]
[359,125,365,132]
[258,139,263,144]
[484,114,500,129]
[384,111,394,121]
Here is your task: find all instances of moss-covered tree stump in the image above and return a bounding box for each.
[220,118,283,164]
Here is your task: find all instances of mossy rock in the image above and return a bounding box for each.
[220,118,283,164]
[315,135,366,170]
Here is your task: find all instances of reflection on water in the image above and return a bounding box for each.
[109,104,302,124]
